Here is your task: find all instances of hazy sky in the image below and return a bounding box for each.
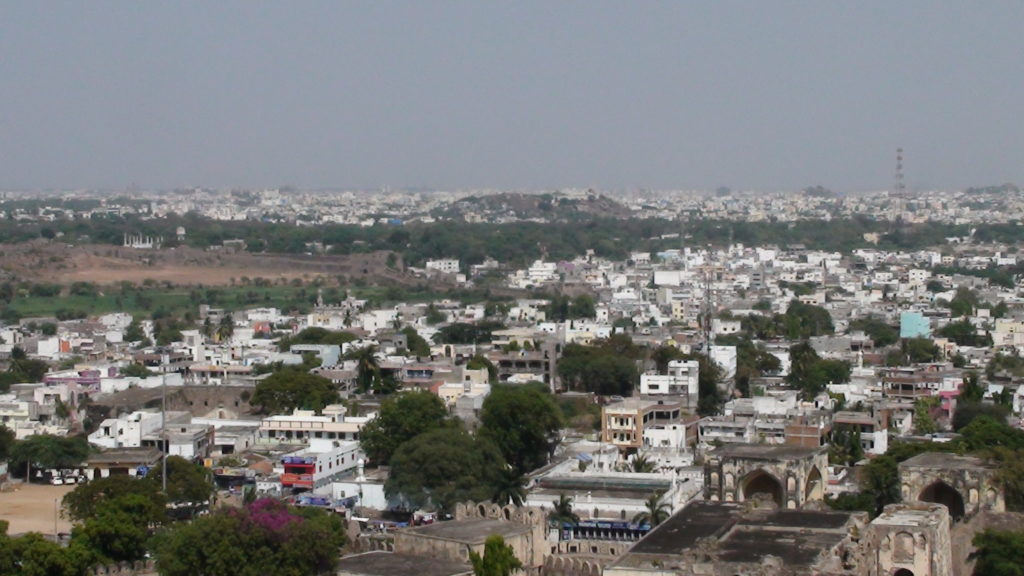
[2,2,1021,192]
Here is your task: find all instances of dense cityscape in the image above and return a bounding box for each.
[1,183,1023,576]
[3,3,1023,576]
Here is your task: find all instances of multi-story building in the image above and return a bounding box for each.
[280,440,362,491]
[602,399,683,453]
[259,405,374,445]
[425,259,460,275]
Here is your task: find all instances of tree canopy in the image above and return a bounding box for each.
[153,499,346,576]
[470,535,523,576]
[8,434,89,478]
[558,335,642,396]
[479,383,563,475]
[386,427,506,513]
[359,391,451,466]
[250,368,339,414]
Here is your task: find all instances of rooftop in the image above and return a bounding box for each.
[87,447,162,465]
[400,518,530,544]
[899,452,991,470]
[609,502,857,571]
[336,552,472,576]
[712,444,824,461]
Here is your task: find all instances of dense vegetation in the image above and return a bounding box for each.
[7,211,1018,269]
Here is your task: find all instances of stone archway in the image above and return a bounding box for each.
[893,569,915,576]
[919,481,965,521]
[741,470,783,507]
[805,466,824,502]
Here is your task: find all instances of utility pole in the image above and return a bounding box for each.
[161,371,167,493]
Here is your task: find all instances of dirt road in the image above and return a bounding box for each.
[0,483,76,536]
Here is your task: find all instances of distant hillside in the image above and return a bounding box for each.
[444,191,632,221]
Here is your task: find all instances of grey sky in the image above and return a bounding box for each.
[1,1,1021,192]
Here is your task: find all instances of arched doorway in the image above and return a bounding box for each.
[919,481,965,521]
[805,466,824,502]
[741,470,783,506]
[893,569,915,576]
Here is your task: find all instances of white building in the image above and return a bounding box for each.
[640,360,699,398]
[425,259,460,275]
[279,439,362,491]
[259,405,375,445]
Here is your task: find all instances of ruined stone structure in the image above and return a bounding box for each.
[898,452,1004,522]
[603,501,869,576]
[704,444,828,509]
[391,502,547,574]
[864,503,952,576]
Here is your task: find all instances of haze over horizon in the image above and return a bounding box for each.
[2,2,1021,193]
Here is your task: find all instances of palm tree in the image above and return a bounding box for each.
[630,452,657,473]
[549,493,579,525]
[216,314,235,342]
[348,344,381,393]
[632,492,671,527]
[491,467,526,507]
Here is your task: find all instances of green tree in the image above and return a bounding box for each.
[250,368,339,414]
[277,327,356,351]
[9,434,89,479]
[0,425,13,461]
[558,340,639,396]
[120,363,153,378]
[359,391,450,466]
[401,326,432,357]
[479,383,563,475]
[828,426,864,466]
[5,346,50,384]
[425,304,446,325]
[970,529,1024,576]
[650,345,685,374]
[153,499,345,576]
[630,452,657,473]
[913,397,939,435]
[63,474,167,525]
[947,287,980,318]
[73,494,153,563]
[215,314,234,342]
[786,342,850,399]
[849,317,899,347]
[490,467,527,507]
[386,427,505,513]
[632,493,671,527]
[148,456,214,507]
[470,534,523,576]
[466,355,498,383]
[549,493,579,525]
[347,344,382,393]
[937,319,991,347]
[4,530,91,576]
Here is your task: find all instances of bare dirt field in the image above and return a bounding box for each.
[0,483,76,535]
[0,240,416,286]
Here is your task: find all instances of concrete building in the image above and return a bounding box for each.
[279,440,362,491]
[602,399,683,453]
[259,404,374,445]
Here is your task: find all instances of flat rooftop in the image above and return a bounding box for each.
[900,452,990,470]
[712,444,824,461]
[608,502,856,571]
[400,518,531,544]
[336,552,471,576]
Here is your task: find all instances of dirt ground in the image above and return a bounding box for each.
[0,483,76,535]
[0,240,416,286]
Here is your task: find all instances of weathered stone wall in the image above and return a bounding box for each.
[899,454,1004,521]
[704,447,828,509]
[863,503,952,576]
